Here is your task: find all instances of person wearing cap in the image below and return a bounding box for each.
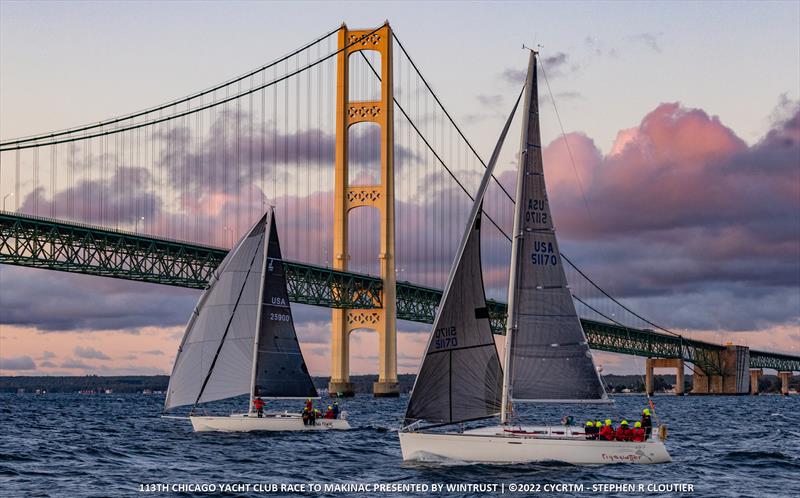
[584,421,597,440]
[324,405,336,419]
[599,419,615,441]
[594,420,602,440]
[305,397,313,412]
[632,421,646,442]
[252,396,265,418]
[332,401,340,419]
[641,408,653,439]
[615,420,632,441]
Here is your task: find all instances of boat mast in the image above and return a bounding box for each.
[501,50,537,425]
[248,207,273,414]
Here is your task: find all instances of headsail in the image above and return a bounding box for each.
[404,92,522,427]
[165,213,268,411]
[251,210,317,399]
[503,51,607,404]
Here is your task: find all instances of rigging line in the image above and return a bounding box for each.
[391,32,515,203]
[562,253,680,337]
[358,50,518,243]
[538,56,593,221]
[2,26,384,152]
[572,293,661,422]
[2,27,339,147]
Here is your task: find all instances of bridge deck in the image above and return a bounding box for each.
[1,211,798,373]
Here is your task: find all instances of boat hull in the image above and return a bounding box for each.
[190,413,351,432]
[399,426,671,465]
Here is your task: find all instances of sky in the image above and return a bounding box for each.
[1,0,799,378]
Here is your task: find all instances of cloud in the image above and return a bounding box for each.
[60,358,93,369]
[476,94,503,108]
[628,32,663,53]
[1,356,37,370]
[39,351,56,360]
[0,266,198,332]
[141,350,164,356]
[501,68,527,85]
[74,346,110,360]
[40,361,57,368]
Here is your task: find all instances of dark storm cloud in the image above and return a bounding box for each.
[0,266,197,332]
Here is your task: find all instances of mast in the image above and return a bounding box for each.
[248,207,273,414]
[501,50,537,425]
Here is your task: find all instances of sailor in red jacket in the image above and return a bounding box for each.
[632,421,646,442]
[599,419,615,441]
[253,396,265,418]
[615,420,632,441]
[324,405,336,419]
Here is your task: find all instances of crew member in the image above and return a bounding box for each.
[584,421,596,440]
[594,420,602,439]
[632,421,646,442]
[641,408,653,439]
[313,408,322,425]
[302,407,311,426]
[305,397,313,412]
[615,420,632,441]
[253,396,265,418]
[324,406,336,419]
[332,401,340,419]
[599,419,615,441]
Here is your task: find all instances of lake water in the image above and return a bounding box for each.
[1,393,798,497]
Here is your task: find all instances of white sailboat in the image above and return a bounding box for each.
[399,51,670,464]
[164,209,350,432]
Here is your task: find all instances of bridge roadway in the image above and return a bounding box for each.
[1,211,798,376]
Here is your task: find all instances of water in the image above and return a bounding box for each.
[1,393,798,497]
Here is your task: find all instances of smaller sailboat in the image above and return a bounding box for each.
[399,50,670,464]
[164,208,350,432]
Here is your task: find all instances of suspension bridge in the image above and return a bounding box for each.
[1,22,797,396]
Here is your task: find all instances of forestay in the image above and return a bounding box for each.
[165,213,268,410]
[404,92,522,427]
[506,52,607,402]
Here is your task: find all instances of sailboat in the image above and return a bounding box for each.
[164,208,351,432]
[398,51,670,464]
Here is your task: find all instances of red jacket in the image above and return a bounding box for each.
[631,428,645,442]
[324,410,335,419]
[305,400,313,411]
[253,398,265,410]
[599,425,615,441]
[615,426,632,441]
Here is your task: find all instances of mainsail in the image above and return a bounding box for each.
[251,211,317,398]
[503,51,607,404]
[165,209,316,411]
[404,92,521,427]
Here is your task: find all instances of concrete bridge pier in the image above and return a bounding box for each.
[645,358,684,395]
[749,368,762,395]
[779,371,792,395]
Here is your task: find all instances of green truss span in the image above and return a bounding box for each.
[1,211,798,373]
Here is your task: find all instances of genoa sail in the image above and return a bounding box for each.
[251,210,317,398]
[165,213,268,410]
[505,51,607,403]
[404,92,521,427]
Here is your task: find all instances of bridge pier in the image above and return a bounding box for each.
[692,345,750,394]
[645,358,684,395]
[749,368,762,395]
[779,371,792,395]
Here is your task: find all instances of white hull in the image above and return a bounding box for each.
[399,425,671,465]
[190,413,351,432]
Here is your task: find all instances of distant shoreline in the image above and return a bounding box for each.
[3,373,796,394]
